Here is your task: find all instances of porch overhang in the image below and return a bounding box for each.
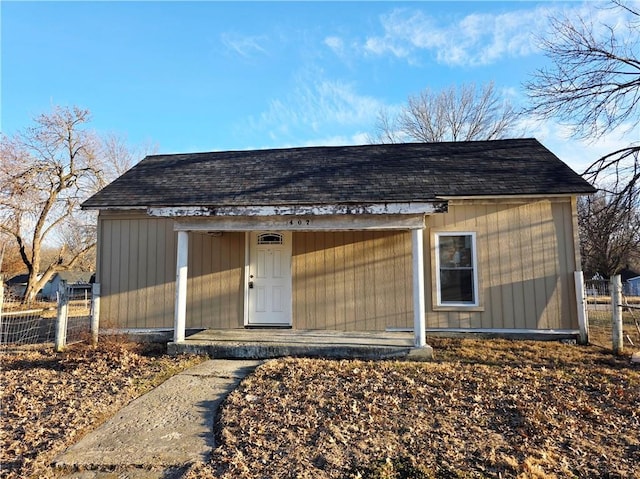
[150,201,447,232]
[166,201,440,350]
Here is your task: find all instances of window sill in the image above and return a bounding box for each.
[432,305,485,312]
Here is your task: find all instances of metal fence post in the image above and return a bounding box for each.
[611,274,623,355]
[55,280,69,352]
[91,283,100,346]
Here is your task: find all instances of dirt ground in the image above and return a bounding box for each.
[1,337,639,479]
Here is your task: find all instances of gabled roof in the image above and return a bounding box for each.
[54,271,93,284]
[82,138,595,209]
[5,273,30,285]
[621,267,640,282]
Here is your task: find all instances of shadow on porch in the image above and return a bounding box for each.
[167,329,433,361]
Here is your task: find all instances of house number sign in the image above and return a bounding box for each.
[288,218,311,226]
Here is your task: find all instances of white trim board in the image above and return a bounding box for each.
[388,327,580,336]
[172,214,426,232]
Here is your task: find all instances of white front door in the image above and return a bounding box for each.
[247,231,292,326]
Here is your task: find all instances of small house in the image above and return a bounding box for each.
[626,276,640,297]
[4,273,34,299]
[40,271,94,301]
[82,139,595,346]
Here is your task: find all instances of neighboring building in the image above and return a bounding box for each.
[620,267,640,297]
[4,271,93,300]
[626,276,640,297]
[82,139,596,345]
[4,273,34,298]
[40,271,94,300]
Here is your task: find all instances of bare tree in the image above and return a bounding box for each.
[0,107,154,301]
[578,191,640,277]
[0,238,27,279]
[100,132,157,182]
[0,106,103,302]
[526,1,640,269]
[371,82,520,143]
[526,1,640,139]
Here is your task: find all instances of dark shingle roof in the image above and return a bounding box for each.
[82,139,595,209]
[55,271,93,284]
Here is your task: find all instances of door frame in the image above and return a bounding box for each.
[243,231,293,327]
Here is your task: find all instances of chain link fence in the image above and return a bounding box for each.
[1,282,94,351]
[585,279,640,351]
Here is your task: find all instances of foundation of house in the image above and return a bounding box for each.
[167,329,433,360]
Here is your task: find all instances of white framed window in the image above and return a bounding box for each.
[435,232,479,307]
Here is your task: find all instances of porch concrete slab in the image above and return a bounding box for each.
[167,329,432,360]
[54,359,261,473]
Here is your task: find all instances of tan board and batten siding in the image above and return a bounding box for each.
[97,197,579,331]
[427,198,579,330]
[97,212,245,329]
[292,231,413,331]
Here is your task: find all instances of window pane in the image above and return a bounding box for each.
[440,269,474,302]
[439,235,472,267]
[258,233,283,245]
[438,234,476,305]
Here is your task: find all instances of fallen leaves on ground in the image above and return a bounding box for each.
[0,339,204,479]
[187,338,640,479]
[2,337,639,479]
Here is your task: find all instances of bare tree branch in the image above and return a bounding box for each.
[0,106,155,302]
[0,106,99,302]
[578,191,640,276]
[526,2,640,138]
[371,82,521,144]
[526,1,640,274]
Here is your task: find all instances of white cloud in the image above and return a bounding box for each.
[364,36,410,59]
[324,36,344,55]
[290,132,372,148]
[220,32,268,58]
[243,74,384,147]
[328,3,639,67]
[361,5,553,66]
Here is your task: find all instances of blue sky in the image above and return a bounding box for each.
[2,1,638,175]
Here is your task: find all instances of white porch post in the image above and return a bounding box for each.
[174,230,189,343]
[412,228,426,348]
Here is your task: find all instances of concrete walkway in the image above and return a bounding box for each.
[54,359,262,478]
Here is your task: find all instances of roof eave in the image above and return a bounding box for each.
[437,192,595,200]
[81,205,147,211]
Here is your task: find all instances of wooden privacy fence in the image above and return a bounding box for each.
[585,275,640,354]
[0,280,100,351]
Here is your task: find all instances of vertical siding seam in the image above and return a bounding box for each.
[487,204,506,328]
[147,220,158,328]
[478,205,489,329]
